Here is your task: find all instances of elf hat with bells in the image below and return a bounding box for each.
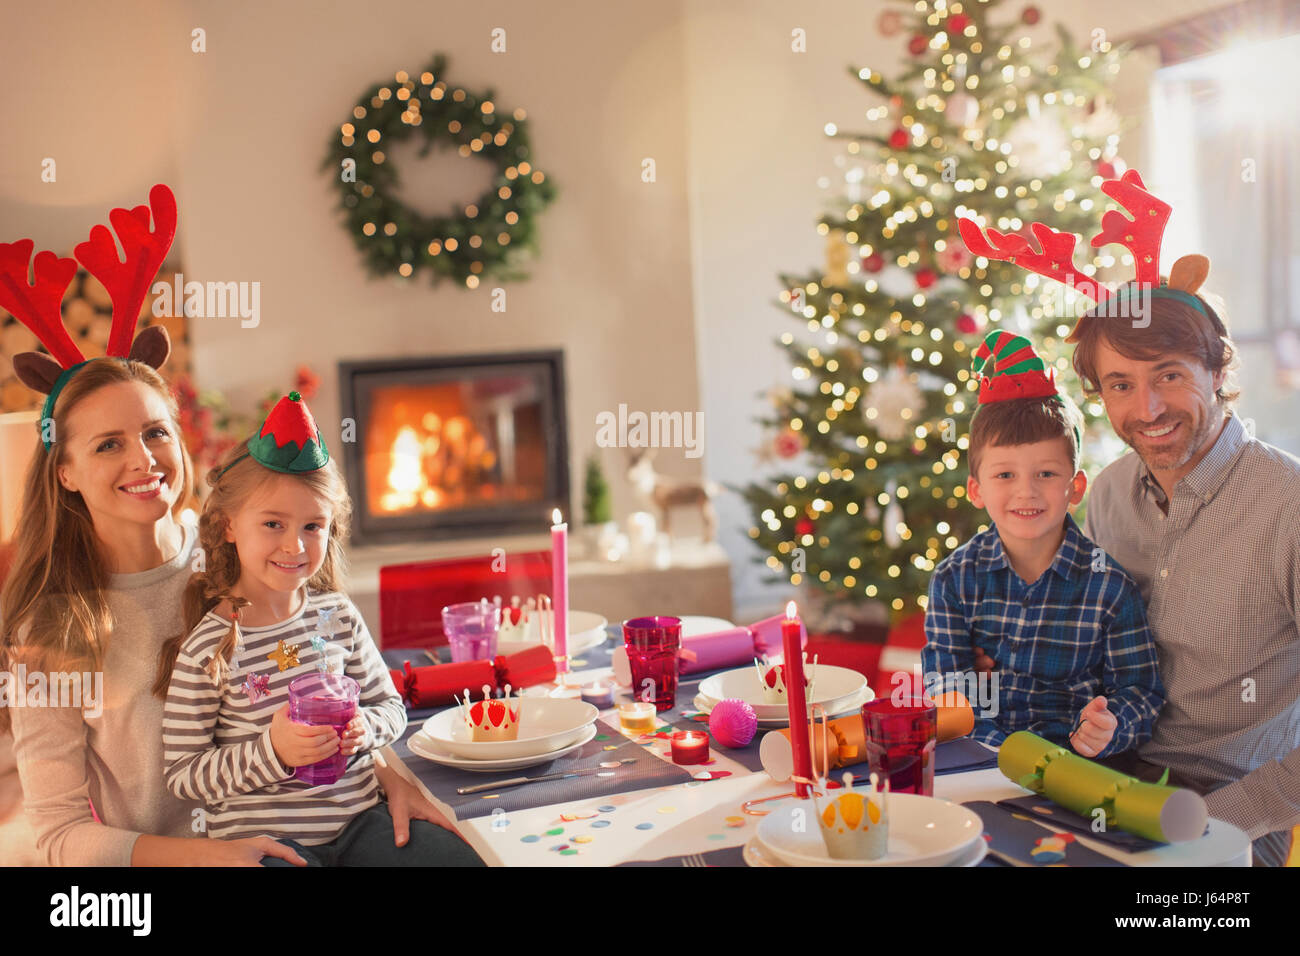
[0,184,177,449]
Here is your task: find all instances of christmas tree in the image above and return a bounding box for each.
[742,0,1129,622]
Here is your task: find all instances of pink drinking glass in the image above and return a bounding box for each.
[288,673,360,786]
[623,616,681,712]
[862,696,937,796]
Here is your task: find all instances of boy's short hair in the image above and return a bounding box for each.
[967,394,1084,480]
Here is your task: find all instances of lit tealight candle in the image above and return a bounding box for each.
[670,730,710,765]
[580,681,615,709]
[618,700,657,736]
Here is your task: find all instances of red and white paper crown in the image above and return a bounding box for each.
[459,683,521,742]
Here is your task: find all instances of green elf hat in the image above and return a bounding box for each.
[246,391,329,474]
[971,329,1059,405]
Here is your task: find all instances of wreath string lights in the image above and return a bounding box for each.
[324,55,556,288]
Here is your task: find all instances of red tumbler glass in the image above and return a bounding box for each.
[862,696,937,796]
[622,616,681,712]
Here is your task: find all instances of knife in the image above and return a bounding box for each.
[456,758,637,795]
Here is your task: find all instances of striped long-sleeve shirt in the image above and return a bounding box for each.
[162,589,406,846]
[921,514,1165,757]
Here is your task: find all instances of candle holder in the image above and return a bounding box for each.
[617,700,657,736]
[670,730,710,765]
[580,681,616,709]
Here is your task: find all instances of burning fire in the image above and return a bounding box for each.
[379,426,446,511]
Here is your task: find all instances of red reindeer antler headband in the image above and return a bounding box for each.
[0,184,177,448]
[957,168,1211,319]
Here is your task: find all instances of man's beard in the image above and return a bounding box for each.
[1120,411,1213,471]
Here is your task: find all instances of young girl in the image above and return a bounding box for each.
[159,391,483,866]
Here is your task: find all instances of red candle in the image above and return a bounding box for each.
[670,730,710,765]
[781,600,813,797]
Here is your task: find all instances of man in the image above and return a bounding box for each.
[981,285,1300,865]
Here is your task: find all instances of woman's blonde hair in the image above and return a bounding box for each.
[152,438,352,697]
[0,359,194,734]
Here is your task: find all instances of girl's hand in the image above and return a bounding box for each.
[202,837,307,867]
[338,714,369,757]
[269,704,339,769]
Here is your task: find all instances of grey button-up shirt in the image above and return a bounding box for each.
[1083,411,1300,842]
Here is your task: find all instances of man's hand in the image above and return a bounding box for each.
[1070,696,1118,757]
[972,646,997,674]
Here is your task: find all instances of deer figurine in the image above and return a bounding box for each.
[626,449,719,542]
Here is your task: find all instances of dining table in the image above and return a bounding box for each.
[379,627,1252,867]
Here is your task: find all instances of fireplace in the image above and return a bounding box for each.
[338,350,569,545]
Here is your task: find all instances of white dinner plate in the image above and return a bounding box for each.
[698,664,870,721]
[406,723,598,772]
[693,686,875,727]
[756,794,984,867]
[422,697,598,760]
[743,831,988,867]
[498,609,608,657]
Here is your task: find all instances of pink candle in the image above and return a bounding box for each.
[782,600,813,798]
[551,508,569,674]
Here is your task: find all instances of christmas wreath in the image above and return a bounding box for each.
[323,55,556,288]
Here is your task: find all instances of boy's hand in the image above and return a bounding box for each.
[972,646,997,674]
[269,704,340,769]
[338,714,369,757]
[1070,696,1117,757]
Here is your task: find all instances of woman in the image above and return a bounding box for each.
[0,357,456,866]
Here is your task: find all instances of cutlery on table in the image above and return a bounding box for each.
[456,758,636,795]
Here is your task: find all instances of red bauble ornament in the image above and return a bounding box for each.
[948,13,971,33]
[955,312,986,335]
[861,252,884,273]
[795,517,815,537]
[877,10,903,37]
[773,428,803,459]
[1097,159,1118,179]
[1021,6,1040,25]
[908,34,929,56]
[915,268,938,289]
[889,127,909,150]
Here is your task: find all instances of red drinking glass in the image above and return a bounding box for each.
[862,696,937,796]
[622,616,681,712]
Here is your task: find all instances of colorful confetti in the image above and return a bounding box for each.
[689,713,711,723]
[635,823,655,831]
[708,834,725,841]
[599,761,622,769]
[597,805,616,812]
[590,820,612,829]
[657,806,676,814]
[724,816,746,828]
[544,827,564,836]
[551,844,568,851]
[559,849,579,856]
[521,835,540,843]
[572,835,593,844]
[594,734,610,741]
[692,770,732,781]
[603,745,619,751]
[561,811,597,821]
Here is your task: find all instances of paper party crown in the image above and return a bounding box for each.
[957,168,1212,323]
[754,653,818,705]
[0,184,177,449]
[459,684,521,742]
[814,771,890,861]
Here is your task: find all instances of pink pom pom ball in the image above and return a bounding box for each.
[709,698,759,748]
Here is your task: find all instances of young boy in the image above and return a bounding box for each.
[921,330,1164,757]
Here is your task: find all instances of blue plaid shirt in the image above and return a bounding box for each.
[921,515,1165,757]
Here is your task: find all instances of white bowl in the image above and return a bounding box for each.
[743,832,988,867]
[756,794,984,867]
[422,697,598,760]
[698,664,869,720]
[408,724,598,772]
